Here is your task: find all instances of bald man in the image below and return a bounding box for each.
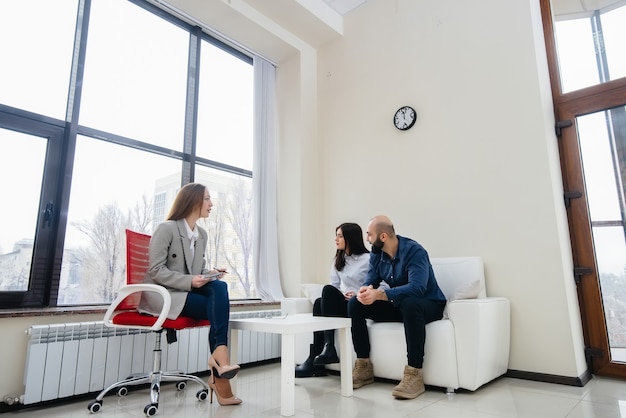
[348,215,446,399]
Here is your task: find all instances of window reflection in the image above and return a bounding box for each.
[553,3,626,93]
[577,107,626,362]
[0,129,47,292]
[195,166,254,298]
[79,0,188,149]
[0,0,77,119]
[196,41,253,171]
[59,135,182,305]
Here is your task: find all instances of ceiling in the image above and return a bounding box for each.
[153,0,369,63]
[322,0,368,15]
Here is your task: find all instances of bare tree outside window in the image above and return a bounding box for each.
[71,203,126,303]
[223,178,254,298]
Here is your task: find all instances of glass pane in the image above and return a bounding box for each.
[59,135,182,305]
[577,111,622,221]
[79,0,188,149]
[0,129,47,291]
[601,6,626,84]
[553,3,626,93]
[554,18,599,93]
[197,41,253,171]
[592,226,626,362]
[195,166,255,298]
[577,107,626,363]
[0,0,77,120]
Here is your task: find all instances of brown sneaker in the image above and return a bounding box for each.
[352,358,374,389]
[392,365,425,399]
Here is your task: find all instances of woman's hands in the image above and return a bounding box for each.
[191,268,227,288]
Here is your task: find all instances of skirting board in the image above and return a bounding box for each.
[505,368,593,387]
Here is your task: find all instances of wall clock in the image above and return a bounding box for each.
[393,106,417,131]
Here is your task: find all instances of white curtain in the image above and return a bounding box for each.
[252,56,284,301]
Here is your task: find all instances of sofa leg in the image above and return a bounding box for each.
[446,387,455,395]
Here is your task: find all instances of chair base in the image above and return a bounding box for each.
[88,371,209,416]
[87,331,209,416]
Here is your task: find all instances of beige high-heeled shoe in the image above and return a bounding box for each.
[207,373,242,406]
[209,355,240,379]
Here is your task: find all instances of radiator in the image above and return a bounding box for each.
[22,310,281,405]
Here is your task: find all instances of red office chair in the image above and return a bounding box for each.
[88,229,210,416]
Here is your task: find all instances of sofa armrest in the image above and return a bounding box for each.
[447,297,510,391]
[281,297,313,315]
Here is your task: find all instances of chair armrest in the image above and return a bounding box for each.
[281,297,313,315]
[103,284,171,331]
[447,297,510,391]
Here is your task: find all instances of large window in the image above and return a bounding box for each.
[0,0,256,308]
[544,0,626,376]
[553,4,626,93]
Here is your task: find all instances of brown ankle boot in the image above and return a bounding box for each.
[352,358,374,389]
[392,365,424,399]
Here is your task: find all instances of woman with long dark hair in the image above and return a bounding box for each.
[295,222,370,377]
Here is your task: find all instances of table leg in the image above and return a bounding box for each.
[338,327,353,397]
[280,333,295,416]
[229,328,239,395]
[230,328,240,365]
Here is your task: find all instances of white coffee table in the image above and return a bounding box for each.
[229,314,353,416]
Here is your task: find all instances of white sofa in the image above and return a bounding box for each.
[281,256,510,392]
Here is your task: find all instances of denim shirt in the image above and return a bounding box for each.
[364,236,446,305]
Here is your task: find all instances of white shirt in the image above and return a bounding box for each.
[184,220,198,257]
[329,253,370,294]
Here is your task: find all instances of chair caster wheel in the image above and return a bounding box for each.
[117,386,128,396]
[144,403,158,416]
[87,400,102,414]
[176,381,187,391]
[196,389,208,401]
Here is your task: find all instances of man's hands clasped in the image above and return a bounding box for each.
[356,285,388,305]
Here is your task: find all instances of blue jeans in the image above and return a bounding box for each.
[180,279,230,352]
[347,295,445,368]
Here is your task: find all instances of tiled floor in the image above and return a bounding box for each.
[3,363,626,417]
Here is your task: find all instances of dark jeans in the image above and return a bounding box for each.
[180,279,230,352]
[347,295,445,368]
[311,285,348,353]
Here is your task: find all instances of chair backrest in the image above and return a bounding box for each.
[118,229,152,310]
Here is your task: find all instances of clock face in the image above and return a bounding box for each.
[394,106,416,130]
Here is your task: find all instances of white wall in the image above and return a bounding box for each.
[277,0,587,378]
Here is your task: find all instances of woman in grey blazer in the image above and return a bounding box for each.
[138,183,241,406]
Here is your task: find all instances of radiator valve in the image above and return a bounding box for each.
[3,395,21,405]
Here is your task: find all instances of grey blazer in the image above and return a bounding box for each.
[137,219,208,319]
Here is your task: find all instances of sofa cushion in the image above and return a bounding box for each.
[452,278,481,300]
[442,278,482,318]
[301,283,324,304]
[431,257,486,300]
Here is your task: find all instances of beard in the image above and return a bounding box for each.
[371,237,384,254]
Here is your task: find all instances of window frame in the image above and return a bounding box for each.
[0,0,256,309]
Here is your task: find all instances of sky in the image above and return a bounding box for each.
[0,0,252,253]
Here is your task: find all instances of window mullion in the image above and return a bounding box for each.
[182,26,202,185]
